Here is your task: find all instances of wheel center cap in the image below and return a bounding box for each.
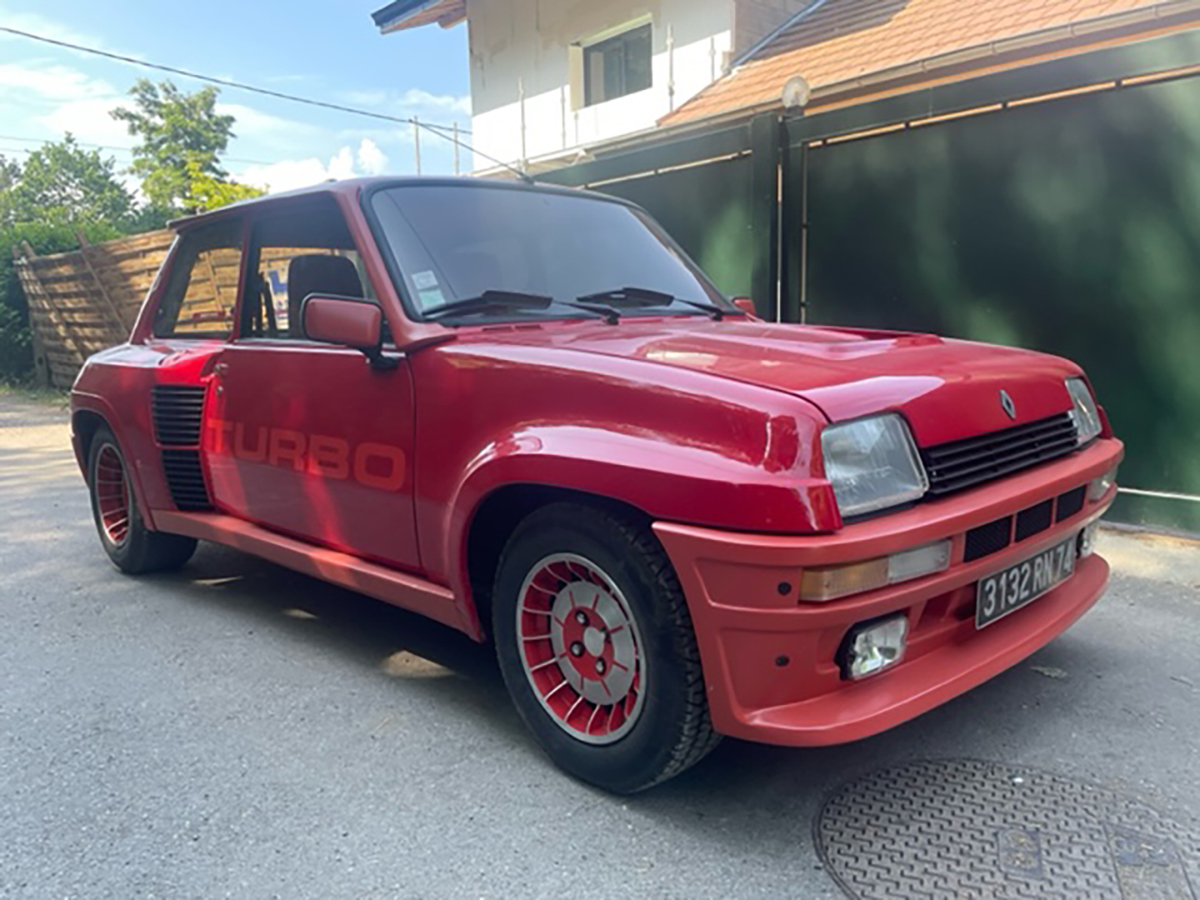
[582,625,606,657]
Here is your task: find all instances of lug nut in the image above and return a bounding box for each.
[570,642,584,657]
[575,611,588,625]
[595,659,606,675]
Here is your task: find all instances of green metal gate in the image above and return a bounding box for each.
[546,29,1200,532]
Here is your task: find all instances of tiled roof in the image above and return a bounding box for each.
[664,0,1192,125]
[373,0,465,33]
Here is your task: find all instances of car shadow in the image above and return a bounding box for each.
[147,540,528,743]
[150,538,1121,839]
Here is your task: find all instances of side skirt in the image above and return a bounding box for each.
[154,511,473,637]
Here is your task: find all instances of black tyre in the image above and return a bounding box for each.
[492,502,720,793]
[87,425,197,574]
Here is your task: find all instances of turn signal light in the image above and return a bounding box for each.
[1089,466,1118,501]
[799,540,951,602]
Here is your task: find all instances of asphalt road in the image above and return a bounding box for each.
[2,393,1199,899]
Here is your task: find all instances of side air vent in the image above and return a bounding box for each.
[161,449,212,511]
[152,385,211,510]
[152,384,207,446]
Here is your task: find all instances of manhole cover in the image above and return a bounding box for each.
[817,760,1198,899]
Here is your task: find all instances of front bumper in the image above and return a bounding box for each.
[653,436,1123,747]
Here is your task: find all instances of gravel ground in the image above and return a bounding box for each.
[2,394,1198,899]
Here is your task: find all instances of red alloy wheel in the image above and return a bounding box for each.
[517,553,646,745]
[94,444,131,548]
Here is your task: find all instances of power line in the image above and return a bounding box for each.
[0,26,538,180]
[0,26,471,136]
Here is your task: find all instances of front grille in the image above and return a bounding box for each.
[965,517,1012,562]
[161,449,212,511]
[1015,500,1053,542]
[152,385,207,446]
[1057,486,1086,522]
[921,413,1079,497]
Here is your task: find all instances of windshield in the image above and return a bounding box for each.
[368,183,732,324]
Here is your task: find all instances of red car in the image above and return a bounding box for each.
[70,178,1123,793]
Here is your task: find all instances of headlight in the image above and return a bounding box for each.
[820,414,928,519]
[1066,377,1101,445]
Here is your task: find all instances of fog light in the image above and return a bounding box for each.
[840,615,909,680]
[800,540,951,602]
[1089,466,1118,501]
[1078,521,1101,558]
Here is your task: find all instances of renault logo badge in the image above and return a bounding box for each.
[1000,390,1017,421]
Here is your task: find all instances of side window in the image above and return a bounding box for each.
[584,23,652,106]
[241,200,377,341]
[153,220,243,338]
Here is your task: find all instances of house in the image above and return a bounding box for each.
[371,0,817,172]
[373,0,1200,536]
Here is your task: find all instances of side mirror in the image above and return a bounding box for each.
[301,295,397,370]
[733,297,759,318]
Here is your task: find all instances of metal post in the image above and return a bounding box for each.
[779,139,808,324]
[453,121,461,175]
[413,116,422,175]
[667,25,676,111]
[519,77,528,172]
[749,113,783,321]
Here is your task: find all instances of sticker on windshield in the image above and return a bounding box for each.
[418,289,446,308]
[413,270,439,290]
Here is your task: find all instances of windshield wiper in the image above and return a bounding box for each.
[422,290,555,320]
[576,286,726,321]
[422,289,618,325]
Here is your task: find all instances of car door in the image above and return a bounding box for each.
[203,198,420,572]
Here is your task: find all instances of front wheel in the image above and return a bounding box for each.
[492,503,720,793]
[87,425,197,574]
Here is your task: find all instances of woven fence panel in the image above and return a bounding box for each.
[15,230,174,389]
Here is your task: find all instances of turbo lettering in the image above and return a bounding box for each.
[204,419,406,491]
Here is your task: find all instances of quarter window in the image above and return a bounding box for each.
[153,221,242,338]
[584,24,652,106]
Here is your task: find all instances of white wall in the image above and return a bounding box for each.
[464,0,733,170]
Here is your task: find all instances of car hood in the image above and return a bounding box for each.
[522,319,1081,447]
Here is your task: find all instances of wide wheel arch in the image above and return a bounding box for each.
[72,409,110,483]
[464,484,653,640]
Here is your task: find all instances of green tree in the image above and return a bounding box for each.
[0,155,19,224]
[2,136,134,227]
[183,156,263,212]
[112,79,252,213]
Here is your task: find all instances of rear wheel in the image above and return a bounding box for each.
[492,503,720,793]
[87,425,197,574]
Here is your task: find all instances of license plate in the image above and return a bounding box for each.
[976,536,1077,629]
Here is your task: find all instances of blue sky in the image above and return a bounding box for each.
[0,1,471,193]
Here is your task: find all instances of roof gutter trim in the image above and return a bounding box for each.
[371,0,441,30]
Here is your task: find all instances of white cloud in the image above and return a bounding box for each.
[339,87,471,117]
[236,139,392,194]
[399,88,472,116]
[38,97,134,148]
[357,138,388,175]
[216,102,322,143]
[0,61,116,101]
[0,8,114,52]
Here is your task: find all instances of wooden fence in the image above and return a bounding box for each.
[14,230,174,390]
